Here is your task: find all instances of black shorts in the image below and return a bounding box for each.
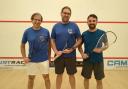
[81,60,105,80]
[54,57,77,75]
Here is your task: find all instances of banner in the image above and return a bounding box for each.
[104,59,128,70]
[0,57,128,70]
[0,58,25,69]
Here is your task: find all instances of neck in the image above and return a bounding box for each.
[32,26,41,30]
[88,28,97,32]
[61,21,69,24]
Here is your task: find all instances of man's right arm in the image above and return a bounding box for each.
[51,39,62,58]
[51,39,57,54]
[20,43,30,63]
[78,39,88,60]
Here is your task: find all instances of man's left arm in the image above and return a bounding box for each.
[63,37,82,53]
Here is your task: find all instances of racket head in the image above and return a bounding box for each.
[106,31,117,46]
[95,31,117,48]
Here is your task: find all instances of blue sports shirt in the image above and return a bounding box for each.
[82,29,106,63]
[22,27,50,62]
[51,21,81,59]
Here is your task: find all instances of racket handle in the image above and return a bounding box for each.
[53,55,61,61]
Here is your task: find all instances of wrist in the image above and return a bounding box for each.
[54,50,58,54]
[23,57,27,58]
[71,46,76,50]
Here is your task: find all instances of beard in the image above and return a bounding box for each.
[62,16,69,23]
[88,24,96,30]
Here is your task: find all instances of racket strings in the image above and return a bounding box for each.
[95,31,117,48]
[106,31,117,45]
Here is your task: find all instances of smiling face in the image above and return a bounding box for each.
[61,7,71,24]
[87,16,97,30]
[31,13,42,29]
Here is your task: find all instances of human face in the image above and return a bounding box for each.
[87,17,97,30]
[32,15,42,29]
[61,8,71,23]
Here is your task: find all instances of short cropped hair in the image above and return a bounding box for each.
[31,12,43,22]
[61,6,71,14]
[87,14,98,20]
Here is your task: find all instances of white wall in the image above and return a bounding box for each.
[0,0,128,57]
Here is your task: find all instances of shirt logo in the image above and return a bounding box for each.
[39,35,45,42]
[68,28,73,34]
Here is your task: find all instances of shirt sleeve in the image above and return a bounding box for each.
[74,23,81,38]
[21,30,28,44]
[47,30,50,39]
[51,25,56,39]
[81,32,84,43]
[103,33,108,43]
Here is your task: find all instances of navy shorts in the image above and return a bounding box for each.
[54,57,77,75]
[81,60,105,80]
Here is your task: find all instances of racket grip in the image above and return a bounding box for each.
[53,55,61,61]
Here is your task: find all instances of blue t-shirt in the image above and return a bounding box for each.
[51,21,81,59]
[22,27,50,62]
[82,29,106,63]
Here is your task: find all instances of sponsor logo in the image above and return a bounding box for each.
[0,59,24,66]
[107,60,128,67]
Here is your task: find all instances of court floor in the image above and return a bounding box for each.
[0,68,128,89]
